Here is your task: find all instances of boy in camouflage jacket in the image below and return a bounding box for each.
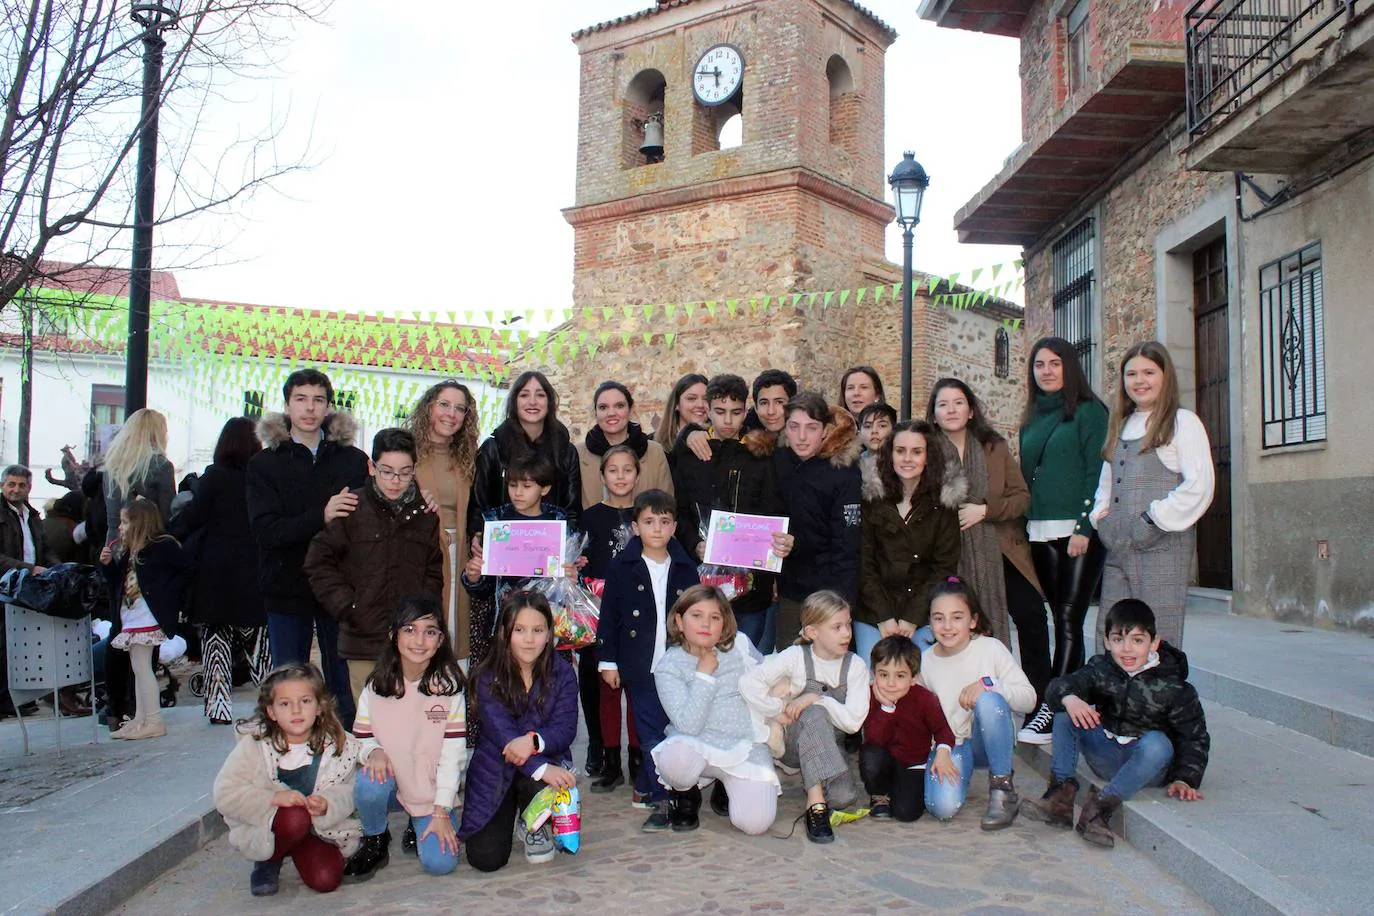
[1021,598,1209,847]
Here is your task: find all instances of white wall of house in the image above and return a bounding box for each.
[0,345,501,509]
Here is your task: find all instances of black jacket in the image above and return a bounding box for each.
[103,453,174,544]
[169,462,264,627]
[246,412,369,614]
[101,538,190,638]
[1045,642,1210,788]
[0,499,51,573]
[671,424,781,615]
[468,419,581,538]
[773,408,863,603]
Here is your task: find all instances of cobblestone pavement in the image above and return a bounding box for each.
[117,771,1213,915]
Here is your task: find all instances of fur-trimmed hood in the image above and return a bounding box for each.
[859,449,969,508]
[257,411,359,450]
[776,404,861,469]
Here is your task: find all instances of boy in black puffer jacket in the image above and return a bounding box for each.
[1022,598,1210,847]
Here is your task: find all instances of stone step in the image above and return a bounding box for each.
[1181,611,1374,758]
[1017,701,1374,916]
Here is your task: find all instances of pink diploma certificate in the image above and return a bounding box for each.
[480,519,567,578]
[702,510,788,573]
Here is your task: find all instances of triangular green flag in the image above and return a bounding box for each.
[970,268,983,286]
[623,305,636,319]
[620,331,633,346]
[856,287,867,304]
[642,332,654,344]
[602,306,614,321]
[991,263,1003,281]
[822,291,834,308]
[664,332,676,348]
[665,302,677,320]
[726,299,738,317]
[685,303,696,318]
[760,295,772,312]
[890,282,901,299]
[587,343,599,360]
[643,303,654,320]
[806,292,818,308]
[705,301,717,317]
[838,289,850,306]
[928,275,941,294]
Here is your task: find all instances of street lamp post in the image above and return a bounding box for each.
[888,151,929,421]
[125,3,180,418]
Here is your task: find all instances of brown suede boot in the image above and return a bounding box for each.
[1020,775,1079,828]
[1076,786,1121,848]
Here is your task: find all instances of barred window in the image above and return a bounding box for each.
[243,390,265,419]
[1052,216,1096,386]
[1259,242,1325,448]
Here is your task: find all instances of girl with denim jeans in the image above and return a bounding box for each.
[918,579,1035,830]
[346,596,466,880]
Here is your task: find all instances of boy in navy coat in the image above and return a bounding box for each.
[597,488,700,830]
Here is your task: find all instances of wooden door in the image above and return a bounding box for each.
[1193,237,1232,589]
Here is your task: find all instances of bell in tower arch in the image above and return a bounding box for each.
[640,112,664,163]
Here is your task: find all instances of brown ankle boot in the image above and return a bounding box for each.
[1020,776,1079,828]
[1076,787,1120,848]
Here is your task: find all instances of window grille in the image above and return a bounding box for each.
[1052,217,1096,385]
[1259,241,1325,447]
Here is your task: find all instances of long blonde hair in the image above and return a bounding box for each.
[793,589,851,646]
[103,408,168,499]
[1103,341,1179,457]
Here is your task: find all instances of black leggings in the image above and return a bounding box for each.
[464,772,544,873]
[1003,559,1052,705]
[576,646,602,750]
[1031,535,1107,679]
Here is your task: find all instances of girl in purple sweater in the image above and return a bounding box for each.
[460,590,579,871]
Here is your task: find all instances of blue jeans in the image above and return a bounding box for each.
[354,771,460,875]
[760,601,778,655]
[925,691,1016,820]
[267,610,355,729]
[625,679,670,803]
[736,608,768,654]
[852,622,936,667]
[1050,714,1173,801]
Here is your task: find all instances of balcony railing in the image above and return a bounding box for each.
[1187,0,1357,136]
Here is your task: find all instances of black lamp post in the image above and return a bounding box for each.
[888,151,929,420]
[124,2,179,418]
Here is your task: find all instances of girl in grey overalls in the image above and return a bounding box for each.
[1093,342,1215,650]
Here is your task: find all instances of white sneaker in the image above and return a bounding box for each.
[523,822,555,863]
[1017,703,1055,746]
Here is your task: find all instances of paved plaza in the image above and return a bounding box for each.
[114,761,1212,915]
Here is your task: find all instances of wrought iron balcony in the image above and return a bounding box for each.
[1187,0,1356,136]
[1185,0,1374,170]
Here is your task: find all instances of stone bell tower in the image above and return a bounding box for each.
[539,1,1023,438]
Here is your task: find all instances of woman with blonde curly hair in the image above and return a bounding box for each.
[407,380,480,660]
[102,408,175,544]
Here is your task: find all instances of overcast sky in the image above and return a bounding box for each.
[154,0,1024,316]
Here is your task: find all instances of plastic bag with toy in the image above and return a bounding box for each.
[695,512,754,600]
[521,785,582,854]
[520,531,600,650]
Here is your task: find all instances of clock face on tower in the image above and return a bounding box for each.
[693,44,744,106]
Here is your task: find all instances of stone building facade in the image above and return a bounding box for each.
[923,0,1374,631]
[528,0,1025,442]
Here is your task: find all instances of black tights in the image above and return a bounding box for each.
[1003,559,1052,705]
[1030,535,1107,680]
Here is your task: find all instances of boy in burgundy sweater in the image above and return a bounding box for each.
[860,636,956,822]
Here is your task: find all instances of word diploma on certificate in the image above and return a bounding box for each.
[481,519,567,578]
[703,510,788,574]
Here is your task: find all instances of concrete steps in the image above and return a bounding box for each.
[1019,603,1374,916]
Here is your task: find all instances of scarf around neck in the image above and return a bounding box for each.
[585,421,650,459]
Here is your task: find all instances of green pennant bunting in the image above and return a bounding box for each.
[685,302,696,318]
[642,332,654,345]
[705,301,717,317]
[665,302,677,320]
[838,289,850,307]
[791,293,803,307]
[620,332,632,346]
[726,299,738,317]
[664,332,676,348]
[643,303,654,320]
[890,283,901,299]
[822,291,834,308]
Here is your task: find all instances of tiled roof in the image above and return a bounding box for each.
[573,0,897,41]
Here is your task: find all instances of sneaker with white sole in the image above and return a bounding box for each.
[1017,703,1055,745]
[523,821,556,863]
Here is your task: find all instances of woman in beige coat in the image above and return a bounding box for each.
[575,380,673,508]
[408,380,479,660]
[927,379,1049,735]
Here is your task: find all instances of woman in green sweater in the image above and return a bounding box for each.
[1016,337,1109,745]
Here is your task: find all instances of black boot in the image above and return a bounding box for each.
[628,746,643,782]
[402,819,417,856]
[805,802,834,844]
[342,830,391,882]
[710,779,730,817]
[591,748,625,793]
[670,787,702,832]
[584,739,605,778]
